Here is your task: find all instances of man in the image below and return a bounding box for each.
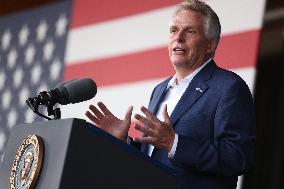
[85,0,256,189]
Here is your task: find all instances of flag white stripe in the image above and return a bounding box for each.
[207,0,265,35]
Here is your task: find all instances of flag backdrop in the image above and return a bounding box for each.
[0,0,265,183]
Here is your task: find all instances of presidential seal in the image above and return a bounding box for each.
[10,135,44,189]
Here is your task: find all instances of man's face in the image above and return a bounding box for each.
[168,10,213,70]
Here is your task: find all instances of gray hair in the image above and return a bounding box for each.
[173,0,221,52]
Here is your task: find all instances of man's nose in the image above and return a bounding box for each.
[176,31,185,43]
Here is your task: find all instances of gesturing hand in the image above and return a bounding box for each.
[134,105,175,152]
[85,102,133,141]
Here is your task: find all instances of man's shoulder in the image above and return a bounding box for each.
[210,65,251,95]
[212,65,246,85]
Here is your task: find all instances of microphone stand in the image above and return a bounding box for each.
[26,91,61,120]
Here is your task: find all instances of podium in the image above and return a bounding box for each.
[0,118,177,188]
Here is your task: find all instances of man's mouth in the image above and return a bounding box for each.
[173,47,186,52]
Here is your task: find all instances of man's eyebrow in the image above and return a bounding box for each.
[169,24,177,28]
[169,24,195,29]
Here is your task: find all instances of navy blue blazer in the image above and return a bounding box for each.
[141,60,256,189]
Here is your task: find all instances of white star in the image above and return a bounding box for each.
[13,67,24,88]
[0,130,6,151]
[1,89,11,110]
[25,109,35,123]
[18,25,29,46]
[19,87,30,107]
[50,58,62,80]
[25,44,36,65]
[43,40,55,61]
[0,71,6,90]
[7,109,18,129]
[7,48,18,69]
[55,14,68,37]
[36,20,48,42]
[31,64,42,84]
[1,29,12,50]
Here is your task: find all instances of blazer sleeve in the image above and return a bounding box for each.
[171,78,256,176]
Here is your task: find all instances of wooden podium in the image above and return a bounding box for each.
[0,118,177,188]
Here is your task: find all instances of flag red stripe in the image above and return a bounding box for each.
[71,0,179,28]
[65,47,172,86]
[215,30,261,69]
[64,30,260,86]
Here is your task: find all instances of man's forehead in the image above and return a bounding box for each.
[169,11,204,27]
[169,19,196,28]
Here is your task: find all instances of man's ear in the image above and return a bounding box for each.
[206,38,216,54]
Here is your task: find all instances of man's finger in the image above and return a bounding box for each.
[97,102,113,116]
[85,111,100,126]
[134,124,157,136]
[124,106,133,123]
[134,114,156,129]
[141,106,160,124]
[134,114,147,124]
[133,136,153,144]
[163,104,171,124]
[89,105,104,119]
[134,124,147,133]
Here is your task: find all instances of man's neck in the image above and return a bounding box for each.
[175,58,212,84]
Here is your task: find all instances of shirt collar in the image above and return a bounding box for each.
[167,58,212,89]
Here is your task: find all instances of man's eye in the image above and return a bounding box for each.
[186,29,195,34]
[170,28,177,33]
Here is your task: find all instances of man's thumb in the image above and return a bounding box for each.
[125,106,133,123]
[163,105,171,124]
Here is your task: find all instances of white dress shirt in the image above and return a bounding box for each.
[148,58,212,158]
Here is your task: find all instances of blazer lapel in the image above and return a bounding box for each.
[148,78,171,114]
[170,61,216,125]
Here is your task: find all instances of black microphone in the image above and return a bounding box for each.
[27,78,97,107]
[51,78,97,105]
[26,78,97,120]
[52,79,77,105]
[62,78,97,104]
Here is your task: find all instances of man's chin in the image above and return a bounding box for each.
[171,59,190,67]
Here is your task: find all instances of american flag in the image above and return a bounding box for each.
[0,1,266,180]
[0,1,71,163]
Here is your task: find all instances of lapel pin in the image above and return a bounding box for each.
[195,88,203,93]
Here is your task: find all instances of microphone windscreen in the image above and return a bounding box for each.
[55,79,76,91]
[64,78,97,104]
[54,79,76,103]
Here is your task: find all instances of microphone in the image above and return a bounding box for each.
[26,78,97,120]
[62,78,97,104]
[30,78,97,106]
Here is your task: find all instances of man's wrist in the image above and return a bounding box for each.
[167,133,175,152]
[168,134,178,159]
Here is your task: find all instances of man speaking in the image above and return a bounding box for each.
[85,0,256,188]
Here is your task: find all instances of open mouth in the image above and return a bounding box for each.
[173,47,186,52]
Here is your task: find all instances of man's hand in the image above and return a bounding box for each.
[85,102,133,141]
[134,105,175,152]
